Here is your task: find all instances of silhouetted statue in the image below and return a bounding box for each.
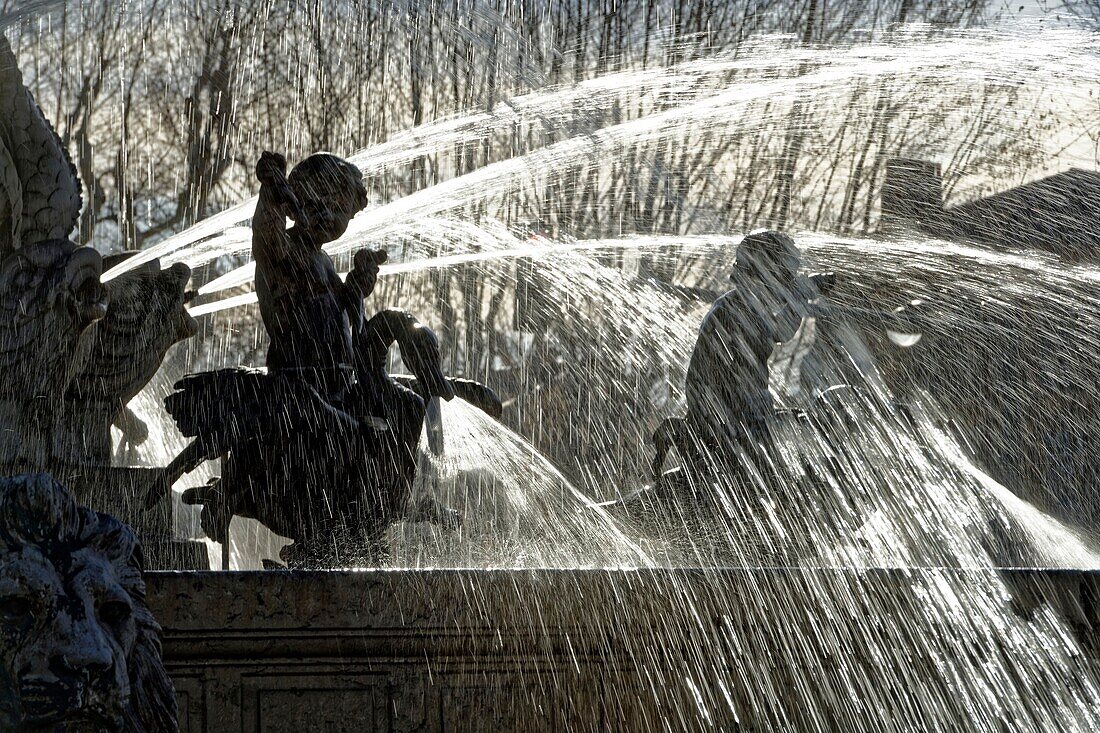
[63,255,198,463]
[649,230,922,492]
[0,473,177,732]
[0,36,194,469]
[252,151,374,388]
[652,230,818,480]
[147,152,501,564]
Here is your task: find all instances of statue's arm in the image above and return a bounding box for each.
[252,152,302,264]
[341,249,387,330]
[773,275,835,342]
[774,301,804,343]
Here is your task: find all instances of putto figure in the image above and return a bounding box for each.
[648,229,924,500]
[652,230,823,481]
[0,473,177,732]
[253,151,376,384]
[148,152,500,564]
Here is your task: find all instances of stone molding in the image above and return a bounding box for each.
[148,568,1100,732]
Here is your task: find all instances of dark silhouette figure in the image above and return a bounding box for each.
[146,152,500,564]
[253,152,372,390]
[653,230,815,481]
[649,230,923,500]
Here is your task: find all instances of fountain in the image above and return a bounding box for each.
[0,35,203,570]
[5,5,1100,731]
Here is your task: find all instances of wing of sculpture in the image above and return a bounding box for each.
[0,37,105,465]
[0,40,200,467]
[0,35,82,257]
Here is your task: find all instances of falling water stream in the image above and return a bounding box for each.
[108,22,1100,730]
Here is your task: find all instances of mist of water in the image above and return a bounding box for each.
[102,19,1100,729]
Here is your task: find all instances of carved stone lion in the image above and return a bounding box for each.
[0,473,177,731]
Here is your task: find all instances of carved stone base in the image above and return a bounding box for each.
[148,568,1100,732]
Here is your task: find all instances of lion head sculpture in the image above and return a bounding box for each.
[0,474,177,732]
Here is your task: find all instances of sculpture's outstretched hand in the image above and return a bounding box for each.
[346,248,387,300]
[806,272,837,297]
[807,295,931,349]
[256,151,308,228]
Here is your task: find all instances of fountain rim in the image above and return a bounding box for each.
[147,566,1099,652]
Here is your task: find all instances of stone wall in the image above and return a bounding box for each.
[148,568,1100,732]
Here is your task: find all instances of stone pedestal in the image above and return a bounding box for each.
[147,568,1100,732]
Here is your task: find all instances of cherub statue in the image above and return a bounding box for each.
[251,151,374,387]
[147,152,501,564]
[647,230,924,500]
[651,231,814,481]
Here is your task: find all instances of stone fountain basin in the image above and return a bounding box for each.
[149,568,1100,732]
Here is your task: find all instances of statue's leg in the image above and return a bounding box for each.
[143,439,217,509]
[180,477,233,545]
[679,416,719,478]
[180,450,257,546]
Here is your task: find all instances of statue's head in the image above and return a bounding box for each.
[404,323,454,401]
[288,153,368,245]
[0,240,110,404]
[74,256,197,404]
[732,229,801,288]
[0,474,177,732]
